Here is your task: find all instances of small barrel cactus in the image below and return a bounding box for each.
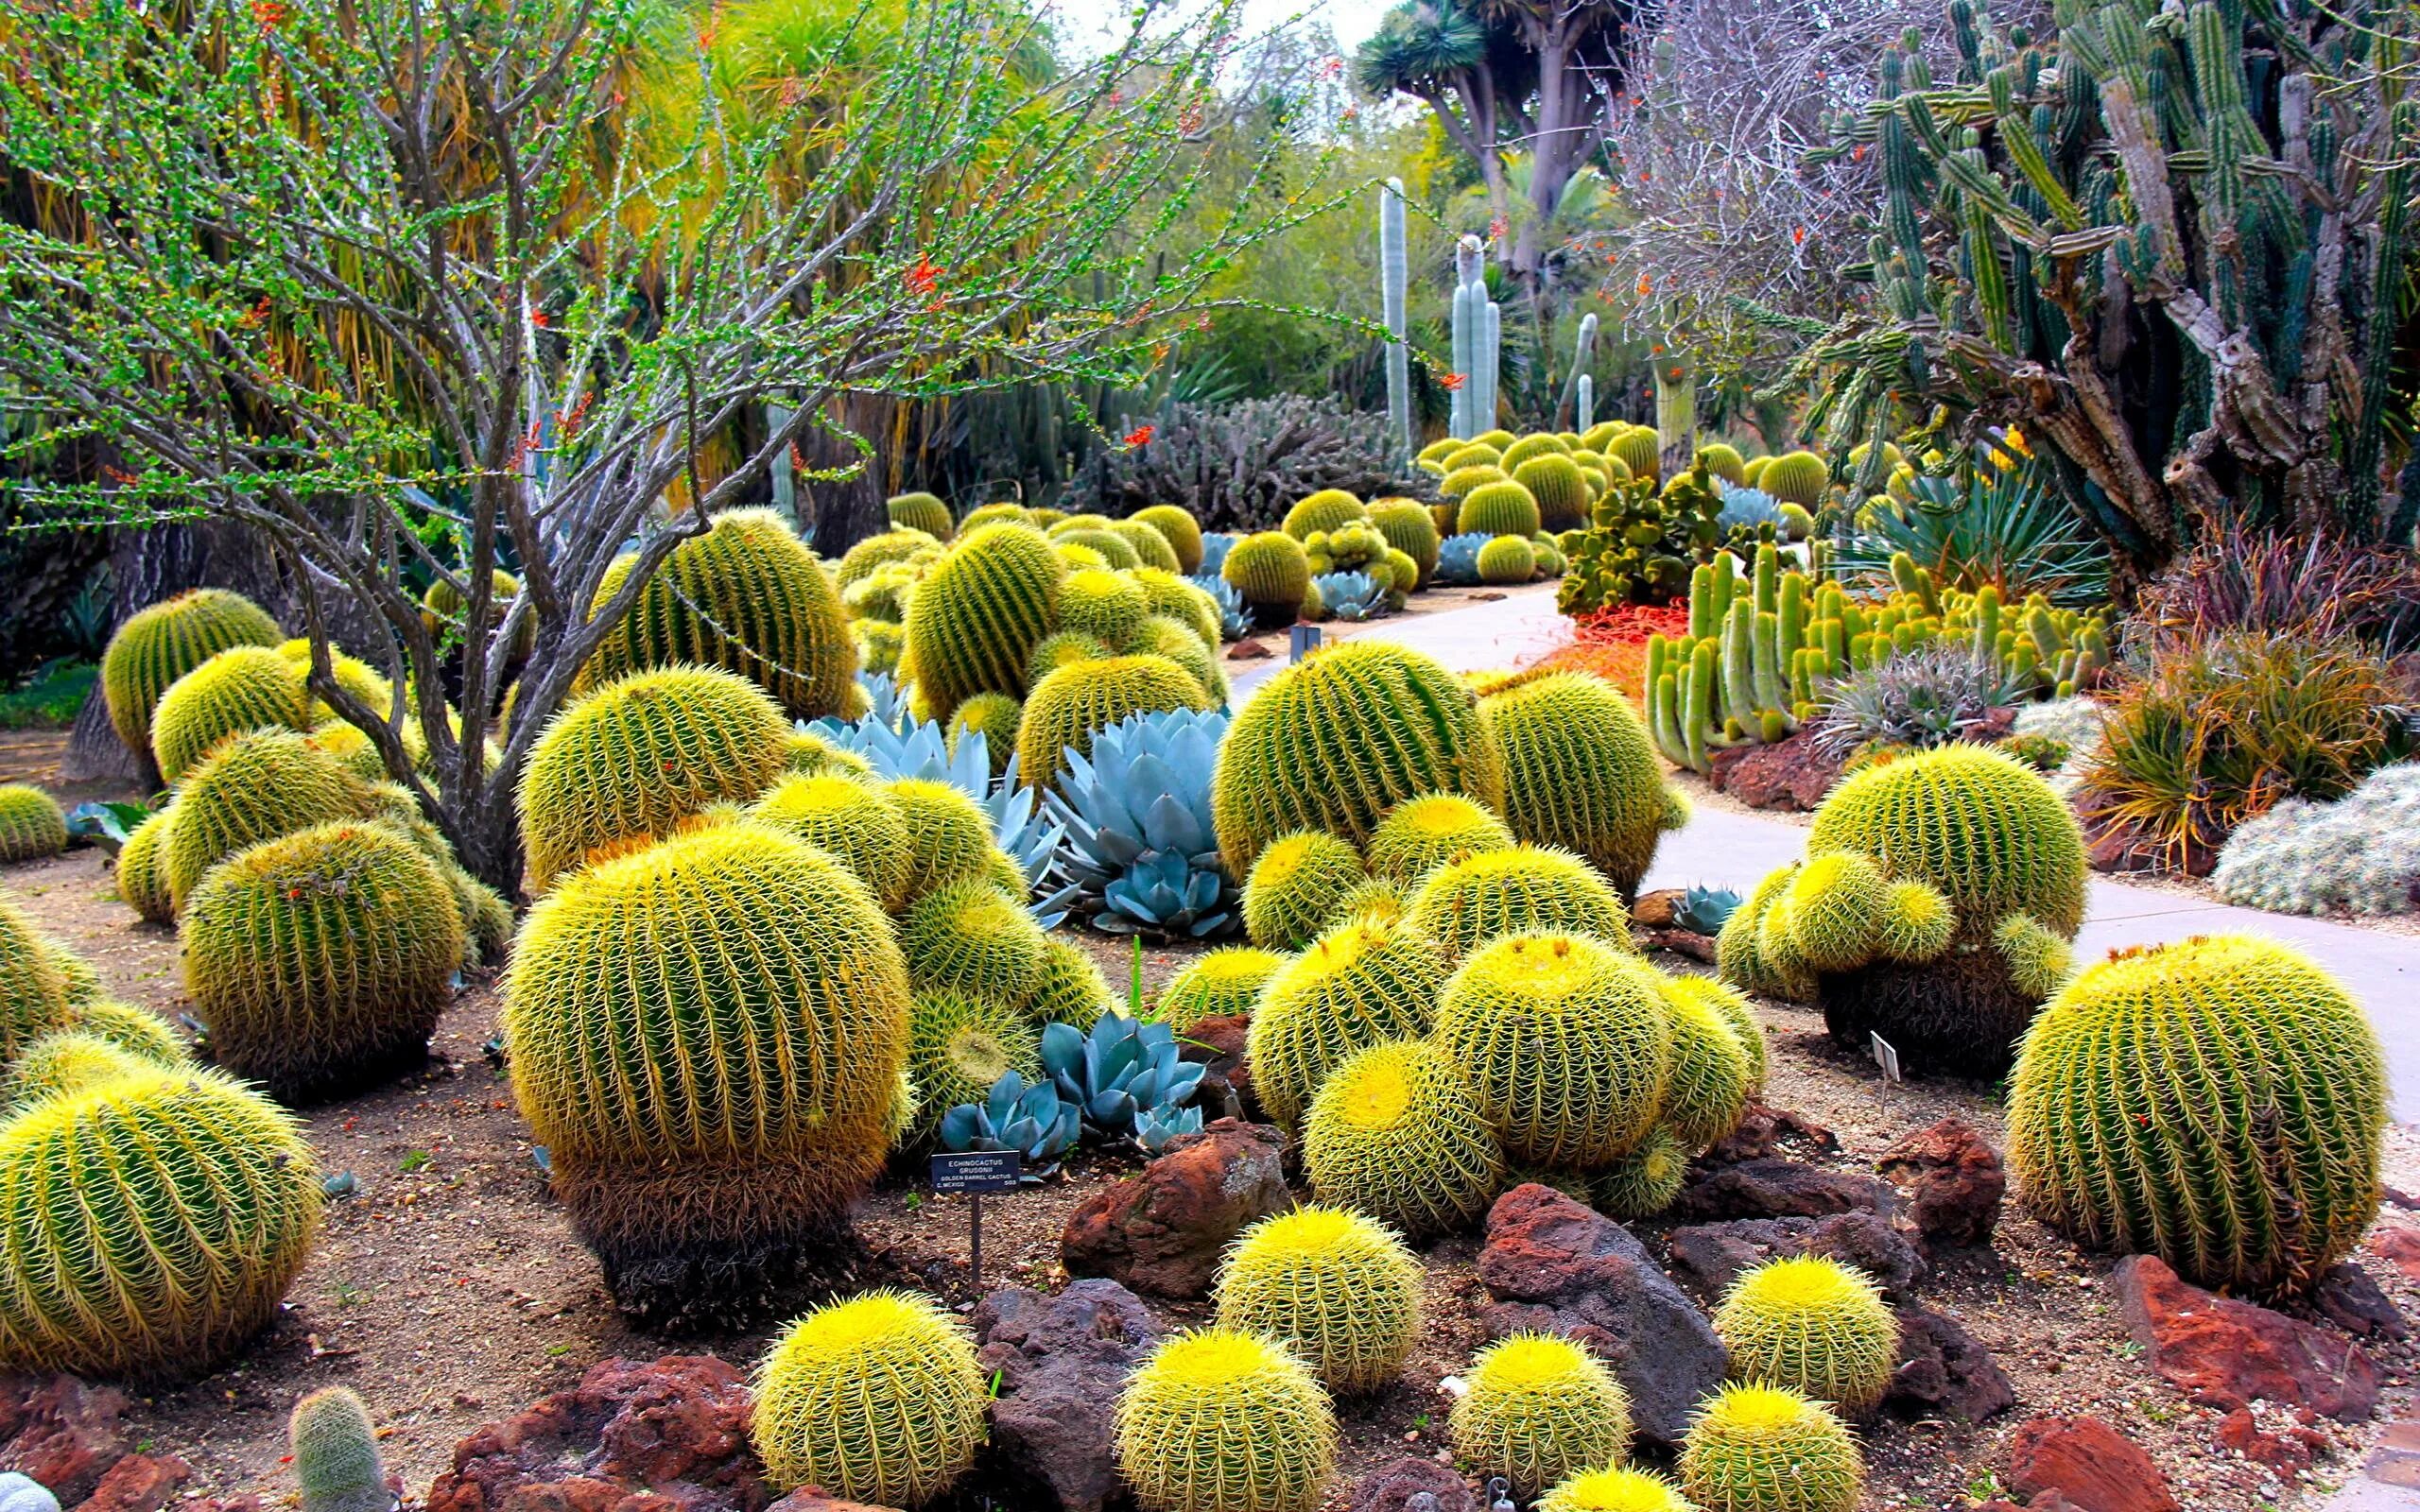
[886,778,1005,902]
[1304,1040,1504,1237]
[1656,986,1754,1151]
[1284,490,1370,540]
[1757,452,1829,507]
[101,589,283,764]
[182,821,464,1103]
[113,809,177,925]
[162,729,372,912]
[1058,567,1153,649]
[1480,671,1685,898]
[290,1386,389,1512]
[750,773,914,909]
[149,644,311,783]
[1115,1328,1338,1512]
[1476,535,1540,585]
[1247,913,1447,1131]
[1406,845,1634,963]
[887,491,955,539]
[1591,1128,1690,1220]
[1215,1205,1422,1393]
[753,1289,990,1506]
[1132,507,1205,574]
[1458,481,1543,538]
[0,786,67,864]
[1537,1467,1699,1512]
[0,1067,321,1377]
[1028,936,1118,1030]
[1365,793,1515,886]
[948,692,1026,777]
[2007,935,2387,1297]
[1450,1332,1634,1497]
[1156,948,1287,1031]
[1017,654,1207,790]
[4,1031,153,1108]
[907,990,1043,1138]
[1369,500,1442,586]
[1434,933,1672,1167]
[1220,531,1313,632]
[1664,974,1766,1092]
[1713,1257,1898,1412]
[1677,1384,1862,1512]
[902,878,1048,1010]
[1110,520,1182,573]
[903,522,1066,720]
[1,891,73,1068]
[1242,830,1370,951]
[1514,455,1594,533]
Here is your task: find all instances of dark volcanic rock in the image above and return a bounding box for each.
[1884,1306,2015,1422]
[1665,1211,1926,1298]
[1346,1457,1475,1512]
[973,1280,1162,1512]
[1670,1158,1895,1223]
[1875,1117,2004,1249]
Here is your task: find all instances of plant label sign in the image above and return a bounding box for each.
[929,1150,1022,1193]
[1289,624,1322,662]
[1869,1033,1902,1084]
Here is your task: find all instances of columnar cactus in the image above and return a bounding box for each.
[1434,933,1672,1167]
[1406,846,1633,963]
[0,1067,321,1377]
[1213,642,1503,874]
[1242,831,1371,951]
[1156,948,1287,1031]
[579,510,859,720]
[1246,913,1447,1130]
[183,821,464,1102]
[1114,1329,1338,1512]
[1215,1206,1422,1393]
[101,589,282,765]
[1380,178,1413,457]
[289,1387,389,1512]
[1450,1332,1634,1497]
[1303,1040,1504,1237]
[753,1290,990,1506]
[504,823,909,1314]
[903,522,1066,720]
[1018,655,1208,789]
[750,773,914,909]
[162,730,372,912]
[518,666,790,891]
[1481,671,1685,897]
[1676,1385,1862,1512]
[2008,936,2387,1297]
[1713,1257,1899,1412]
[149,644,312,783]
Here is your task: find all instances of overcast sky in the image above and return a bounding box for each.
[1046,0,1398,60]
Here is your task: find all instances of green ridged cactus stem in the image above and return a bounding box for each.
[0,1067,321,1378]
[1304,1040,1504,1237]
[0,893,72,1069]
[1365,793,1514,887]
[1713,1257,1898,1412]
[1028,936,1117,1030]
[1560,314,1599,431]
[149,644,312,783]
[1677,1385,1862,1512]
[1477,536,1539,585]
[752,1290,990,1507]
[1657,984,1754,1152]
[2008,936,2387,1297]
[162,729,375,913]
[1242,830,1370,951]
[902,879,1047,1011]
[750,773,913,909]
[1591,1129,1689,1220]
[114,809,176,925]
[290,1387,389,1512]
[101,589,281,770]
[903,522,1066,720]
[1132,507,1206,576]
[1481,671,1685,898]
[886,778,1004,902]
[1459,480,1542,538]
[1115,1329,1338,1512]
[1215,1205,1422,1393]
[1450,1332,1634,1497]
[1246,912,1447,1130]
[1155,948,1287,1031]
[1222,531,1313,632]
[887,491,955,539]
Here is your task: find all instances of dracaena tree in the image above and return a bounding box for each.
[0,0,1337,891]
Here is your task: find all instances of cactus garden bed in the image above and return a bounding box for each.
[4,839,2419,1510]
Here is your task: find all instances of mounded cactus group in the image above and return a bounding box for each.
[904,522,1066,719]
[1248,913,1447,1130]
[1115,1328,1338,1512]
[101,589,281,767]
[753,1289,990,1506]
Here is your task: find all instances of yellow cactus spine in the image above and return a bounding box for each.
[1132,506,1206,574]
[1221,531,1313,631]
[1115,1328,1338,1512]
[1406,845,1633,963]
[1215,1206,1422,1393]
[1537,1467,1700,1512]
[1029,936,1118,1029]
[1713,1257,1899,1412]
[1591,1128,1690,1219]
[2,892,73,1069]
[1156,948,1287,1031]
[1304,1040,1504,1237]
[1243,830,1371,951]
[1246,913,1448,1131]
[114,808,177,924]
[749,773,914,909]
[1657,984,1754,1151]
[1677,1385,1863,1512]
[101,589,281,765]
[1365,793,1515,886]
[1450,1332,1634,1497]
[886,778,1004,902]
[887,490,956,539]
[753,1290,990,1507]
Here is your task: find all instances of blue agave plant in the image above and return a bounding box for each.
[1717,484,1785,533]
[1674,884,1742,933]
[1311,571,1388,622]
[1435,531,1492,586]
[1041,1014,1204,1142]
[1198,532,1239,577]
[1045,709,1236,938]
[938,1071,1081,1179]
[1191,574,1253,643]
[1133,1102,1205,1155]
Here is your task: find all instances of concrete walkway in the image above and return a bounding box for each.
[1244,586,2420,1122]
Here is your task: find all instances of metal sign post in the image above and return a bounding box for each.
[1870,1032,1902,1119]
[929,1150,1022,1285]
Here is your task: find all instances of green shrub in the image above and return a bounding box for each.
[753,1289,989,1506]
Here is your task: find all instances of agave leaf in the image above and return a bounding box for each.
[1040,1022,1085,1077]
[939,1103,983,1150]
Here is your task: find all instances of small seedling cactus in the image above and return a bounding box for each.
[290,1387,390,1512]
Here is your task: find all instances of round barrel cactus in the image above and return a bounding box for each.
[2008,935,2387,1297]
[163,730,372,913]
[1132,567,1223,650]
[1131,507,1205,574]
[1604,428,1660,483]
[1017,655,1207,790]
[1537,1468,1697,1512]
[0,1066,320,1378]
[0,892,71,1071]
[886,491,956,539]
[1451,1332,1634,1497]
[1216,1206,1421,1394]
[1156,948,1286,1031]
[518,665,790,891]
[1481,671,1685,898]
[901,879,1047,1010]
[114,809,177,925]
[101,589,281,765]
[1458,481,1542,538]
[1283,490,1370,539]
[1369,500,1442,587]
[1115,1328,1338,1512]
[150,644,311,783]
[1247,913,1447,1131]
[1057,568,1152,649]
[886,778,1004,902]
[1657,986,1754,1151]
[1365,793,1515,887]
[1213,642,1503,874]
[903,522,1066,720]
[750,773,914,909]
[504,822,909,1318]
[182,821,464,1102]
[1109,520,1182,573]
[1713,1257,1898,1412]
[1591,1128,1689,1220]
[1029,936,1118,1029]
[1677,1385,1862,1512]
[1242,831,1370,952]
[753,1289,989,1506]
[0,786,66,864]
[1757,452,1829,507]
[1221,532,1312,631]
[1303,1040,1504,1237]
[1476,536,1538,584]
[1513,455,1593,532]
[1406,845,1633,963]
[837,526,942,590]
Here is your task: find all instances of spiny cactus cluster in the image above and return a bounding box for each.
[1215,1206,1421,1393]
[2008,935,2386,1297]
[1719,745,2085,1077]
[1303,1039,1505,1237]
[101,589,282,768]
[1115,1328,1338,1512]
[2212,763,2420,919]
[752,1290,989,1506]
[1248,912,1446,1131]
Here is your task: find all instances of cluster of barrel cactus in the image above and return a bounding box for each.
[1411,430,1605,586]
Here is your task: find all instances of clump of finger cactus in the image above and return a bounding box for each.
[902,878,1047,1010]
[149,644,312,783]
[753,1289,989,1506]
[2007,935,2386,1297]
[1248,912,1447,1130]
[113,809,176,924]
[1714,1257,1898,1412]
[1214,642,1503,874]
[163,730,372,912]
[1592,1129,1690,1220]
[1243,831,1369,952]
[519,665,790,891]
[1451,1332,1634,1497]
[1436,932,1672,1166]
[290,1387,388,1512]
[1018,654,1208,789]
[907,990,1042,1137]
[1222,531,1313,631]
[1460,480,1542,539]
[1538,1467,1699,1512]
[887,491,956,540]
[1406,845,1633,962]
[504,824,909,1315]
[1303,1040,1504,1237]
[1286,490,1371,540]
[1215,1206,1422,1393]
[1482,671,1685,897]
[102,589,283,766]
[886,778,1004,902]
[0,1066,320,1377]
[1723,745,2087,1075]
[1514,455,1594,533]
[904,522,1067,720]
[1157,948,1286,1030]
[1365,793,1515,886]
[750,773,913,909]
[1115,1328,1338,1512]
[1131,507,1205,574]
[182,821,464,1103]
[1370,500,1441,586]
[1677,1385,1862,1512]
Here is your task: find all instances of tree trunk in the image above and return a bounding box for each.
[803,393,896,557]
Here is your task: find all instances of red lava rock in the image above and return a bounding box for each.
[0,1375,134,1505]
[1224,639,1273,662]
[77,1454,189,1512]
[1701,1105,1840,1165]
[1174,1013,1253,1120]
[1875,1116,2005,1249]
[1060,1118,1288,1298]
[424,1355,766,1512]
[2007,1416,2181,1512]
[1707,730,1841,811]
[1670,1157,1894,1223]
[2112,1256,2379,1422]
[1632,890,1685,928]
[763,1495,900,1512]
[2214,1407,2329,1477]
[2368,1225,2420,1284]
[1974,1497,2080,1512]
